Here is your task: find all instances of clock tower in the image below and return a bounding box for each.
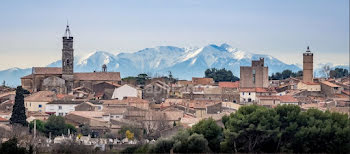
[62,24,74,93]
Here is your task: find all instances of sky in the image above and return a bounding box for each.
[0,0,349,70]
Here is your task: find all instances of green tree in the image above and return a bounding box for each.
[330,68,349,78]
[187,133,209,153]
[136,73,149,85]
[44,115,75,137]
[0,137,29,154]
[10,86,28,126]
[148,139,174,153]
[221,105,280,153]
[29,120,46,133]
[205,68,239,82]
[191,118,222,152]
[80,124,91,136]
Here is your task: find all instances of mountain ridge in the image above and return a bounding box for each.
[1,43,346,87]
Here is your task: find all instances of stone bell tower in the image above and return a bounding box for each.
[62,24,74,93]
[303,46,313,83]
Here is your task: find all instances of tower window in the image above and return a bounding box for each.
[252,70,256,84]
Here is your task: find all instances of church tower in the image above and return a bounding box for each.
[303,46,313,83]
[62,24,74,93]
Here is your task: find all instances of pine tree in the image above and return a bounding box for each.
[10,86,27,126]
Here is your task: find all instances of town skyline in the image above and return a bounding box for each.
[0,0,349,70]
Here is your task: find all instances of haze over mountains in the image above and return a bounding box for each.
[0,43,348,86]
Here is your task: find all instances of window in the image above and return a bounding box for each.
[58,113,63,116]
[248,98,252,102]
[252,70,256,84]
[243,92,245,95]
[39,104,42,108]
[58,106,62,110]
[249,92,251,95]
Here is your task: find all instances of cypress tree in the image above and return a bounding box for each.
[10,86,27,126]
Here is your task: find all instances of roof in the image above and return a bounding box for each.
[240,88,256,92]
[302,82,320,85]
[321,81,341,88]
[0,117,9,122]
[192,77,214,85]
[342,90,350,96]
[21,74,33,79]
[24,91,55,102]
[257,96,280,100]
[74,72,121,81]
[32,67,62,74]
[219,81,239,88]
[279,95,298,103]
[47,100,83,105]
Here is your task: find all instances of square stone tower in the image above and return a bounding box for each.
[240,58,269,88]
[62,25,74,93]
[303,46,313,83]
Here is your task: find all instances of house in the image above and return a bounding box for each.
[279,95,299,105]
[321,81,342,97]
[75,101,103,111]
[72,86,93,99]
[111,84,142,100]
[26,111,50,122]
[192,77,214,85]
[24,91,55,112]
[143,81,170,103]
[297,82,321,91]
[0,117,10,125]
[219,81,240,103]
[240,88,256,104]
[256,96,280,108]
[45,100,83,116]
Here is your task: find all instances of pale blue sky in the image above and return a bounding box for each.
[0,0,349,70]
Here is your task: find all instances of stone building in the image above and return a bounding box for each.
[303,46,313,83]
[240,58,269,88]
[21,25,121,94]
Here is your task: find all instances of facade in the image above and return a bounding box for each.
[321,81,342,97]
[303,46,313,83]
[240,58,269,88]
[111,84,142,100]
[219,81,240,103]
[45,100,83,116]
[24,91,55,112]
[21,25,121,94]
[143,80,170,103]
[240,88,256,104]
[297,82,321,91]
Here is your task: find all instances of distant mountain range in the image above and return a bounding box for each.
[0,43,348,87]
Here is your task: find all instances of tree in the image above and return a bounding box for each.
[2,80,5,87]
[330,68,349,78]
[187,133,209,153]
[191,118,222,152]
[221,105,280,153]
[148,139,174,153]
[205,68,239,82]
[137,73,150,85]
[0,137,29,154]
[126,130,134,140]
[80,124,91,136]
[29,120,46,133]
[10,86,27,126]
[44,115,76,137]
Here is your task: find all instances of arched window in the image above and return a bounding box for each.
[66,59,70,66]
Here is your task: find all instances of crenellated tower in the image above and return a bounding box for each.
[303,46,313,83]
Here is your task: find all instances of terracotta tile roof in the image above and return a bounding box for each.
[256,87,269,93]
[0,117,9,122]
[47,100,83,105]
[321,81,341,88]
[32,67,62,74]
[257,96,280,100]
[21,74,33,79]
[24,91,55,102]
[74,72,121,81]
[279,95,298,103]
[219,81,239,88]
[192,77,214,85]
[240,88,256,92]
[342,90,350,96]
[302,82,320,85]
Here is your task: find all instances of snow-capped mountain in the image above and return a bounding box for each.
[1,43,305,86]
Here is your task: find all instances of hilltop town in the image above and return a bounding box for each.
[0,26,349,153]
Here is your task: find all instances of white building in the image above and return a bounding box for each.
[240,88,256,104]
[111,84,142,100]
[45,100,83,116]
